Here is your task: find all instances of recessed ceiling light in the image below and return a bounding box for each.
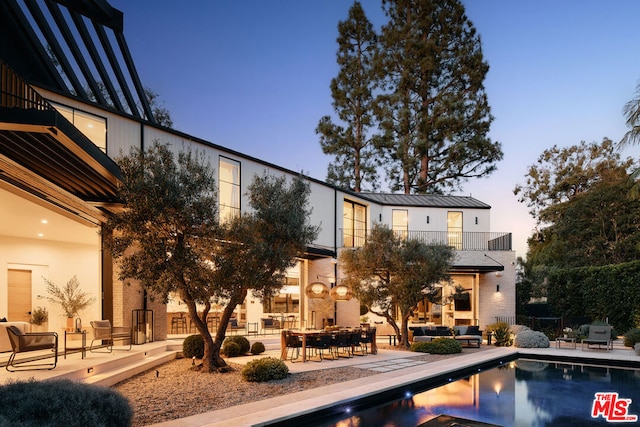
[41,219,48,224]
[37,233,44,238]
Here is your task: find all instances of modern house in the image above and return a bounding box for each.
[0,0,515,342]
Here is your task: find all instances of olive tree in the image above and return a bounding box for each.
[106,142,317,372]
[340,224,454,347]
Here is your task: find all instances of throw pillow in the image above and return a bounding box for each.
[467,326,480,335]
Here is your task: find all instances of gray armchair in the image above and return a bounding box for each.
[5,325,58,371]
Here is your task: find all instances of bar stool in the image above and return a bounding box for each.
[171,314,187,334]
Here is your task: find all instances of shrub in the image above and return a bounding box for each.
[182,334,204,359]
[0,378,132,426]
[513,330,550,348]
[241,357,289,382]
[224,335,250,354]
[623,328,640,348]
[428,337,462,354]
[410,338,461,354]
[222,341,242,357]
[409,341,431,353]
[250,341,266,355]
[509,324,530,335]
[487,321,512,347]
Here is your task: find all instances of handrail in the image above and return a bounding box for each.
[0,60,54,111]
[341,229,512,251]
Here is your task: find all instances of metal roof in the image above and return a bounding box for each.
[359,193,491,209]
[0,0,154,123]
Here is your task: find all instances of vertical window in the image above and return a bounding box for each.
[51,103,106,152]
[343,200,367,247]
[392,209,408,239]
[219,157,240,223]
[447,211,463,250]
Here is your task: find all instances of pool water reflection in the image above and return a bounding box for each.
[318,359,640,426]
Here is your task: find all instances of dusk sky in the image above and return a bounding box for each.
[109,0,640,258]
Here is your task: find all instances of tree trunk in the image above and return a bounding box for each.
[400,313,411,348]
[185,301,226,372]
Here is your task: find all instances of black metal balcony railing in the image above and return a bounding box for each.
[1,61,53,111]
[341,229,512,251]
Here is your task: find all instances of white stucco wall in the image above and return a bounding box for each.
[0,235,102,333]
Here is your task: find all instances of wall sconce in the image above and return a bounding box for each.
[379,213,382,222]
[475,216,478,225]
[496,285,500,293]
[426,215,430,224]
[305,282,329,299]
[330,284,353,301]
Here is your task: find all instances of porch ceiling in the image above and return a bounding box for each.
[0,107,123,225]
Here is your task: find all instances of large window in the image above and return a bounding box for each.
[447,211,463,250]
[219,157,240,222]
[51,102,106,152]
[263,277,300,313]
[392,209,408,239]
[343,200,367,247]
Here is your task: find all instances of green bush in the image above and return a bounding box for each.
[182,334,204,359]
[0,378,132,426]
[250,341,266,355]
[623,328,640,347]
[487,321,512,347]
[428,337,462,354]
[241,357,289,382]
[224,335,250,354]
[222,341,242,357]
[513,330,550,348]
[409,341,431,353]
[410,338,461,354]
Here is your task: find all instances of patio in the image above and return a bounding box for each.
[0,335,638,426]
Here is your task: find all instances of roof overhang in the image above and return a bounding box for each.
[450,264,505,274]
[0,106,123,225]
[302,245,337,260]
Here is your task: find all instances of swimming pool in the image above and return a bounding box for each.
[298,357,640,426]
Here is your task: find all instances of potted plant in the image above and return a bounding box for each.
[44,275,95,331]
[29,306,48,331]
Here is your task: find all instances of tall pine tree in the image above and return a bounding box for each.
[316,1,379,192]
[376,0,502,194]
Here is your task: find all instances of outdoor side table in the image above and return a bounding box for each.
[556,336,576,349]
[64,330,87,359]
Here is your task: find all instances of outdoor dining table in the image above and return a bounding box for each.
[280,328,377,362]
[280,329,322,363]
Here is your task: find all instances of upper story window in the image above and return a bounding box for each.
[343,200,367,247]
[447,211,463,250]
[392,209,408,239]
[219,157,240,223]
[51,102,106,152]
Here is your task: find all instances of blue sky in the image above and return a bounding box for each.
[109,0,640,258]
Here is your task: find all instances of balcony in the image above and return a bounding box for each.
[341,230,512,251]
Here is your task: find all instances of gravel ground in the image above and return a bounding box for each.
[113,345,490,426]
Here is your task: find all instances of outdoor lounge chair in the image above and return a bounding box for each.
[5,325,58,371]
[581,325,613,351]
[90,320,132,352]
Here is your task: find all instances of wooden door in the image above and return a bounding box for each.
[8,269,32,322]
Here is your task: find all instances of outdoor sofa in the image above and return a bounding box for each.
[411,325,483,348]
